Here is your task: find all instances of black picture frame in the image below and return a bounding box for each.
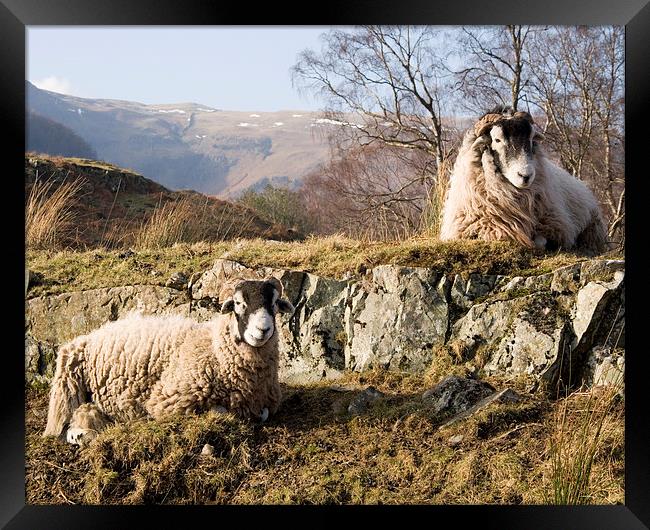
[4,1,648,527]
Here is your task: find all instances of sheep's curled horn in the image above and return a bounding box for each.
[473,110,535,137]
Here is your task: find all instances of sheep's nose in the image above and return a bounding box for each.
[518,172,532,183]
[257,326,271,333]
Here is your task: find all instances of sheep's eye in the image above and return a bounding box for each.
[494,138,501,143]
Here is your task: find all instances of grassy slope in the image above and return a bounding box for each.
[25,154,298,249]
[25,236,617,299]
[26,369,624,505]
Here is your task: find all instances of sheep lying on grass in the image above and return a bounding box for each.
[440,106,608,254]
[43,277,294,445]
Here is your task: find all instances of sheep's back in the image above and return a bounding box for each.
[81,313,204,420]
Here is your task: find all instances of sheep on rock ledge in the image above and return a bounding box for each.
[43,277,294,445]
[440,106,608,254]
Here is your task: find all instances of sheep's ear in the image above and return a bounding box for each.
[221,299,235,314]
[276,298,295,315]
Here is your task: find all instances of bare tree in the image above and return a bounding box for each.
[292,26,456,172]
[527,26,625,243]
[301,144,434,240]
[453,25,536,113]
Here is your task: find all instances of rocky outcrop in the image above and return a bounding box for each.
[25,258,625,390]
[344,266,449,373]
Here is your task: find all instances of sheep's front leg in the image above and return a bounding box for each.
[66,403,112,446]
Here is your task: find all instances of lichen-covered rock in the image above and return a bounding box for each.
[274,272,348,384]
[441,388,525,427]
[572,272,624,354]
[422,375,495,416]
[26,285,189,348]
[498,273,553,294]
[486,319,572,385]
[24,258,625,392]
[450,273,498,309]
[550,263,583,293]
[344,266,448,372]
[190,259,254,299]
[581,346,624,391]
[452,291,576,386]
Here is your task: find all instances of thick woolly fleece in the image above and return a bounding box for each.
[44,311,281,437]
[440,129,608,254]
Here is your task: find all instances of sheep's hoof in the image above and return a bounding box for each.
[66,427,96,446]
[260,408,269,423]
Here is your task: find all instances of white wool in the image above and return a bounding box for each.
[44,283,288,440]
[440,126,607,254]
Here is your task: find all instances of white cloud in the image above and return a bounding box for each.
[32,76,74,95]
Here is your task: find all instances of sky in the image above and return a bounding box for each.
[26,27,337,111]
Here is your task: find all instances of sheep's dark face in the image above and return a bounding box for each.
[488,118,537,189]
[221,279,294,347]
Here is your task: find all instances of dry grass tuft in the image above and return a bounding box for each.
[26,177,86,250]
[546,384,624,504]
[133,196,255,250]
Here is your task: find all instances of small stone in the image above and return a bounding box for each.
[422,376,495,416]
[447,434,464,446]
[441,388,526,428]
[201,443,215,457]
[348,386,385,415]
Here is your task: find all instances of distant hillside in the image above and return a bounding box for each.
[27,112,97,159]
[26,82,335,197]
[25,154,301,248]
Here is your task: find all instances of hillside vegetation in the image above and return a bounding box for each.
[25,154,301,249]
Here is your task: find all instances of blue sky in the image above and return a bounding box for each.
[27,26,338,111]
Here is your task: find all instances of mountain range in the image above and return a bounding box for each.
[26,82,334,197]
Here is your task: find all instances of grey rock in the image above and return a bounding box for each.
[25,258,625,392]
[551,263,583,293]
[450,273,497,309]
[345,266,448,372]
[347,386,385,415]
[499,273,553,293]
[485,319,572,385]
[441,388,525,427]
[191,259,252,300]
[273,271,348,384]
[166,271,189,290]
[422,376,495,416]
[581,346,625,391]
[26,285,189,382]
[200,443,215,457]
